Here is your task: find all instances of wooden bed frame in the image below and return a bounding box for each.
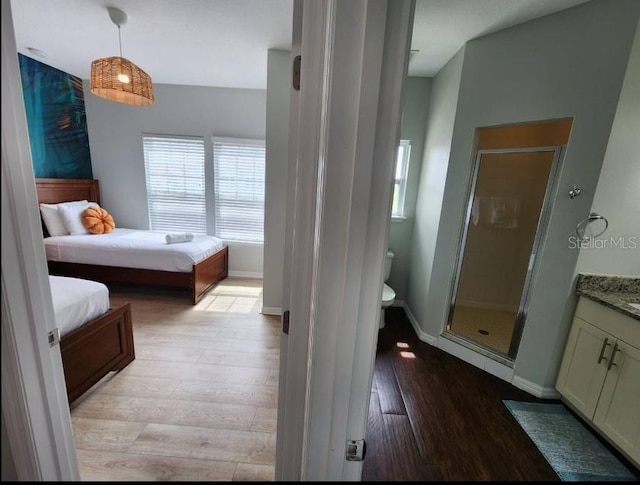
[61,303,134,404]
[36,178,229,304]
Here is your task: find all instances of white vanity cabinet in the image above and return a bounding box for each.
[556,296,640,466]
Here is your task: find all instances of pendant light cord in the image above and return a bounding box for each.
[118,25,123,58]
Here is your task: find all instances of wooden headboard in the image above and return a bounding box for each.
[35,178,101,205]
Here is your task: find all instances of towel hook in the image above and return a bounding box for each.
[568,185,582,199]
[575,212,608,241]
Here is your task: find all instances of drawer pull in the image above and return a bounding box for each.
[607,343,620,370]
[597,338,611,364]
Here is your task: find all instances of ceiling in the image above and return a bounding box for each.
[10,0,294,90]
[410,0,592,76]
[10,0,592,89]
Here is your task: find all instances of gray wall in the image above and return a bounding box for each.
[263,49,291,311]
[408,0,639,391]
[387,77,431,302]
[406,49,464,323]
[577,20,640,277]
[84,83,267,275]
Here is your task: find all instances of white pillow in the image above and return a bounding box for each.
[39,200,89,237]
[58,202,99,236]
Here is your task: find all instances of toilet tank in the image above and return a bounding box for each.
[384,250,394,282]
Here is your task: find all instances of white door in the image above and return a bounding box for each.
[275,0,415,481]
[275,0,303,480]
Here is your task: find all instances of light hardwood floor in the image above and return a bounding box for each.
[69,278,280,482]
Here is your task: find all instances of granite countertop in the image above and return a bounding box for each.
[576,274,640,321]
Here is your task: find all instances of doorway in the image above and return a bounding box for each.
[446,119,572,359]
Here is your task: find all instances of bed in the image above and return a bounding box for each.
[50,275,134,404]
[36,178,229,304]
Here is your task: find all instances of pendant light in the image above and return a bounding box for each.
[90,7,154,106]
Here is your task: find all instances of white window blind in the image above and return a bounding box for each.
[143,135,206,234]
[392,140,411,217]
[213,137,265,243]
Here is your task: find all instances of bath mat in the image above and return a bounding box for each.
[503,400,638,481]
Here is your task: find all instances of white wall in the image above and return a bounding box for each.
[263,49,291,312]
[406,49,464,325]
[577,20,640,277]
[407,0,639,393]
[387,76,431,301]
[84,83,267,274]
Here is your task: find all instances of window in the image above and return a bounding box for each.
[392,140,411,217]
[213,137,265,243]
[143,135,206,233]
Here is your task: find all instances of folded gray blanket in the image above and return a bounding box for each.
[165,232,194,244]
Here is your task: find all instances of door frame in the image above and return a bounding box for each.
[1,0,79,479]
[445,146,565,360]
[276,0,415,480]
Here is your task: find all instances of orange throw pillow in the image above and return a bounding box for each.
[82,206,115,234]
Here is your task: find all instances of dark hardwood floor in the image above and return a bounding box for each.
[363,307,560,481]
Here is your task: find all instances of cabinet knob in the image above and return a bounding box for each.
[597,338,611,364]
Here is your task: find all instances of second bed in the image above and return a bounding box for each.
[50,275,135,403]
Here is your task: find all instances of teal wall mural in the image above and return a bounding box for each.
[18,54,93,179]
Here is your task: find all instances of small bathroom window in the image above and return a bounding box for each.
[392,140,411,218]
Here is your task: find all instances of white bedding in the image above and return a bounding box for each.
[44,228,225,273]
[49,275,110,337]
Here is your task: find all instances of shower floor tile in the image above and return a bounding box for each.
[450,306,516,355]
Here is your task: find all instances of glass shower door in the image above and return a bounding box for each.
[447,148,560,358]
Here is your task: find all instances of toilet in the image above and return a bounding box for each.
[380,250,396,329]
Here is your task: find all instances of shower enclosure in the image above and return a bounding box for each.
[446,146,562,359]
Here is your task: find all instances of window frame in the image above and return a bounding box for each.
[212,136,266,244]
[392,139,411,218]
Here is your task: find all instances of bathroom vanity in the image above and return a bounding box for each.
[556,274,640,467]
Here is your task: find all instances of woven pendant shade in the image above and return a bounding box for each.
[91,56,154,106]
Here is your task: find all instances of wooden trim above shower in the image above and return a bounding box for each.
[476,118,573,150]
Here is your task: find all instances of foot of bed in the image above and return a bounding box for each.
[193,246,229,304]
[61,303,135,404]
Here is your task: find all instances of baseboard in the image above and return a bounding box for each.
[228,270,263,279]
[401,303,557,397]
[261,307,282,316]
[402,302,438,346]
[512,375,560,399]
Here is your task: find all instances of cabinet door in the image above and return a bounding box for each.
[593,341,640,465]
[556,317,610,419]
